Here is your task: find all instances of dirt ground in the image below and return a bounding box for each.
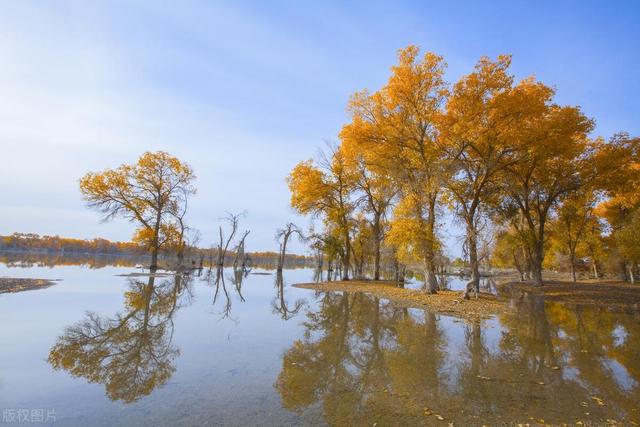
[294,280,507,321]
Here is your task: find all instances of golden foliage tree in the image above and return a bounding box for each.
[551,191,599,282]
[495,81,595,286]
[79,151,196,269]
[340,46,448,293]
[290,43,638,290]
[595,133,640,282]
[288,147,356,280]
[442,54,519,297]
[340,142,396,280]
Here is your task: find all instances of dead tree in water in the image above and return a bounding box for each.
[275,223,303,271]
[216,212,243,268]
[233,230,250,269]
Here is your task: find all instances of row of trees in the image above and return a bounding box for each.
[0,233,147,255]
[288,46,639,293]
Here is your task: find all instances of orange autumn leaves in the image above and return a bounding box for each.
[79,151,196,267]
[288,45,637,286]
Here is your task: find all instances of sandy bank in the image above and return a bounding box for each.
[294,280,507,321]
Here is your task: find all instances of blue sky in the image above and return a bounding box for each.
[1,1,638,255]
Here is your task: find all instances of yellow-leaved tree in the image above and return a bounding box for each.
[441,55,519,297]
[287,147,356,280]
[595,133,640,282]
[495,80,595,286]
[340,46,448,293]
[79,151,196,270]
[551,190,600,282]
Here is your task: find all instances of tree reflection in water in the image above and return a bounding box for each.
[276,291,640,425]
[272,270,307,320]
[48,271,193,403]
[206,266,248,321]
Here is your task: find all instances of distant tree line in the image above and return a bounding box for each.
[0,232,310,269]
[0,233,147,255]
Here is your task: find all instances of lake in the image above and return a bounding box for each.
[1,260,638,426]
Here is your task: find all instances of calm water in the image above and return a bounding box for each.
[1,261,638,426]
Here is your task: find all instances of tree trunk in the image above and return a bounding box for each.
[629,264,636,284]
[531,251,544,286]
[150,247,159,270]
[149,204,164,270]
[531,230,545,286]
[372,213,382,281]
[513,250,525,281]
[342,228,350,281]
[592,260,599,280]
[523,246,532,280]
[278,233,289,271]
[424,194,439,294]
[463,220,480,299]
[424,259,438,294]
[177,240,185,267]
[570,250,577,283]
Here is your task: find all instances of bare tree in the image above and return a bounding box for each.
[233,230,251,269]
[275,223,303,271]
[171,190,201,269]
[216,212,244,268]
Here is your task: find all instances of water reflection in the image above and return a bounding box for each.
[276,291,640,425]
[272,270,307,320]
[48,272,193,403]
[404,274,499,294]
[205,267,248,320]
[0,252,148,269]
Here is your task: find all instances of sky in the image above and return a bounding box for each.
[1,0,639,256]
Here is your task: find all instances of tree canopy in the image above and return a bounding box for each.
[80,151,196,269]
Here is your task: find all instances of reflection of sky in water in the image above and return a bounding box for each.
[562,365,581,384]
[612,325,628,347]
[0,264,318,425]
[603,358,637,392]
[403,275,498,294]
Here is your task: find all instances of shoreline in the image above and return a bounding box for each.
[294,280,508,321]
[501,279,640,306]
[295,277,640,321]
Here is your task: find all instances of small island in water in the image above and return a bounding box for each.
[0,277,56,294]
